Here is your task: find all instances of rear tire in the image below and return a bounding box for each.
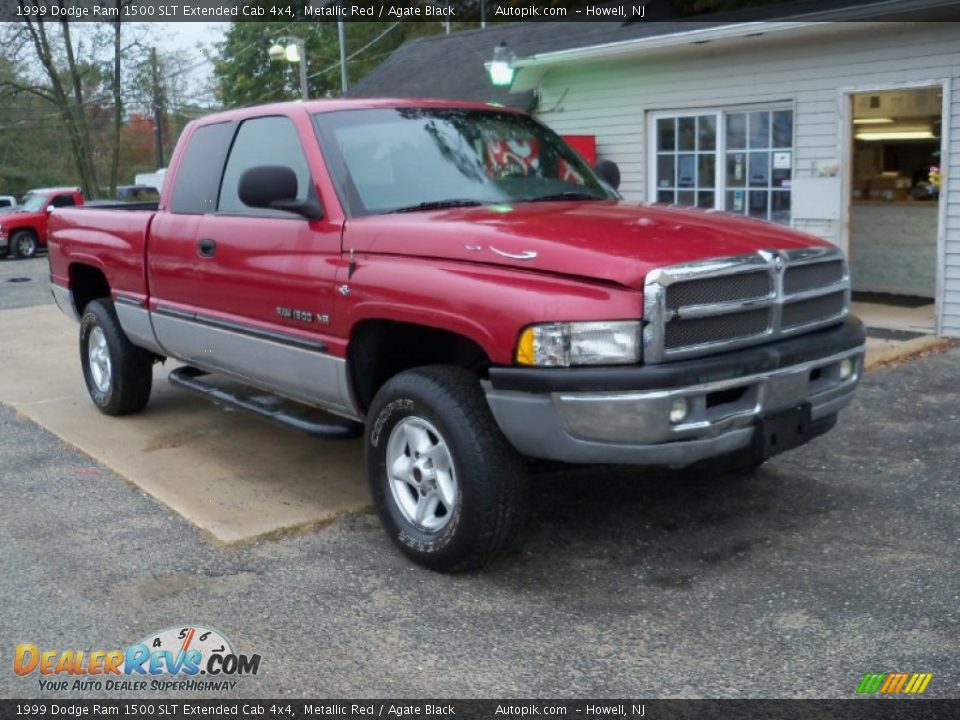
[79,299,153,416]
[365,366,529,572]
[9,230,37,259]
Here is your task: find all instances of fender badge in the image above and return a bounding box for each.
[490,246,537,261]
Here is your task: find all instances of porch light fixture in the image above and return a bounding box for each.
[853,117,894,125]
[487,41,517,87]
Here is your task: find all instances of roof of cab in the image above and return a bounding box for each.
[191,97,524,126]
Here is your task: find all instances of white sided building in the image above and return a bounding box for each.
[352,3,960,336]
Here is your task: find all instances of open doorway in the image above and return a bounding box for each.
[846,85,943,339]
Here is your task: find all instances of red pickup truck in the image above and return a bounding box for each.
[1,187,84,259]
[48,99,865,571]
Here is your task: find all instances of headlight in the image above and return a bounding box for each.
[516,320,642,366]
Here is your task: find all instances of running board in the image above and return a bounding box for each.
[168,366,362,440]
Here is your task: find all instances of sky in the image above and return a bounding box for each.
[162,21,228,54]
[142,22,229,101]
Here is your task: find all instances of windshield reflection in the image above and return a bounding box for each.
[314,107,614,217]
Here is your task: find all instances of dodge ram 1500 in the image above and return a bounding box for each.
[48,99,866,571]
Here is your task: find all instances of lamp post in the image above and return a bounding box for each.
[337,20,348,95]
[486,41,516,87]
[268,36,308,100]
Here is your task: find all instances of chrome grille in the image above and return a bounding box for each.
[643,246,850,363]
[782,291,846,330]
[666,271,772,310]
[783,260,844,294]
[665,309,771,347]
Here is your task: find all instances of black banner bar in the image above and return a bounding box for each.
[1,0,958,24]
[1,699,957,720]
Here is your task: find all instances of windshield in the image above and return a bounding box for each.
[19,193,47,213]
[313,107,616,217]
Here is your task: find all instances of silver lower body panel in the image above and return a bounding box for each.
[151,313,360,421]
[51,284,80,322]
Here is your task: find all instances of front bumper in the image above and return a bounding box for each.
[484,317,865,466]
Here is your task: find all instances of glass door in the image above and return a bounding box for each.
[724,109,793,223]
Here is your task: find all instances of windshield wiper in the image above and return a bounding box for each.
[387,199,485,213]
[525,191,605,202]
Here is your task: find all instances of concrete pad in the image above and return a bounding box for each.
[0,305,369,544]
[864,334,953,370]
[852,300,935,335]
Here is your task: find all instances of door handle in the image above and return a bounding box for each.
[197,238,217,257]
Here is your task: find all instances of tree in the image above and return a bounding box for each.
[0,18,214,195]
[0,18,107,196]
[0,59,76,195]
[213,16,445,106]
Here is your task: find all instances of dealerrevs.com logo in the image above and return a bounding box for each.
[14,625,261,693]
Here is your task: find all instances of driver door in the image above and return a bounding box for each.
[183,115,346,412]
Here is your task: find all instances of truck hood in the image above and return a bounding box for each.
[344,201,832,289]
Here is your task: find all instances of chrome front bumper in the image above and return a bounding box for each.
[485,319,865,467]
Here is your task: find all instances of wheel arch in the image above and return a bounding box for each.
[347,319,492,414]
[69,262,111,316]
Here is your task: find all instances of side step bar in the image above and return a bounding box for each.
[169,366,363,440]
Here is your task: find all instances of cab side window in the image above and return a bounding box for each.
[218,116,312,216]
[51,194,77,208]
[169,121,235,215]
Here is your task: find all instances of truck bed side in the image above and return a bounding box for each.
[48,206,157,313]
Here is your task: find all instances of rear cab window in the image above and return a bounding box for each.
[169,121,235,215]
[50,194,77,208]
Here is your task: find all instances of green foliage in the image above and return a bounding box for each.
[0,25,214,197]
[213,19,448,106]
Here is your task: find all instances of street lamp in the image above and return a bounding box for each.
[486,41,516,87]
[268,37,308,100]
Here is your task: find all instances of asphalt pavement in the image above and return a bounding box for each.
[1,255,957,699]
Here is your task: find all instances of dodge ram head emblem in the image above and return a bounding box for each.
[761,249,785,272]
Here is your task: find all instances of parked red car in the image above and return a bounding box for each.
[0,187,83,259]
[47,99,865,571]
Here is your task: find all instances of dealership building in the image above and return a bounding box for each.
[353,1,960,338]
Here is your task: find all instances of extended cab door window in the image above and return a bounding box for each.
[218,116,313,216]
[169,121,235,214]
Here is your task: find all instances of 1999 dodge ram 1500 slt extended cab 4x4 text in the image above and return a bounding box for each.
[48,99,866,571]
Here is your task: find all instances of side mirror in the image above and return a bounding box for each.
[238,165,323,220]
[46,205,55,213]
[594,159,621,191]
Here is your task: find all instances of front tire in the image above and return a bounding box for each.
[365,366,529,572]
[9,230,37,259]
[80,299,153,416]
